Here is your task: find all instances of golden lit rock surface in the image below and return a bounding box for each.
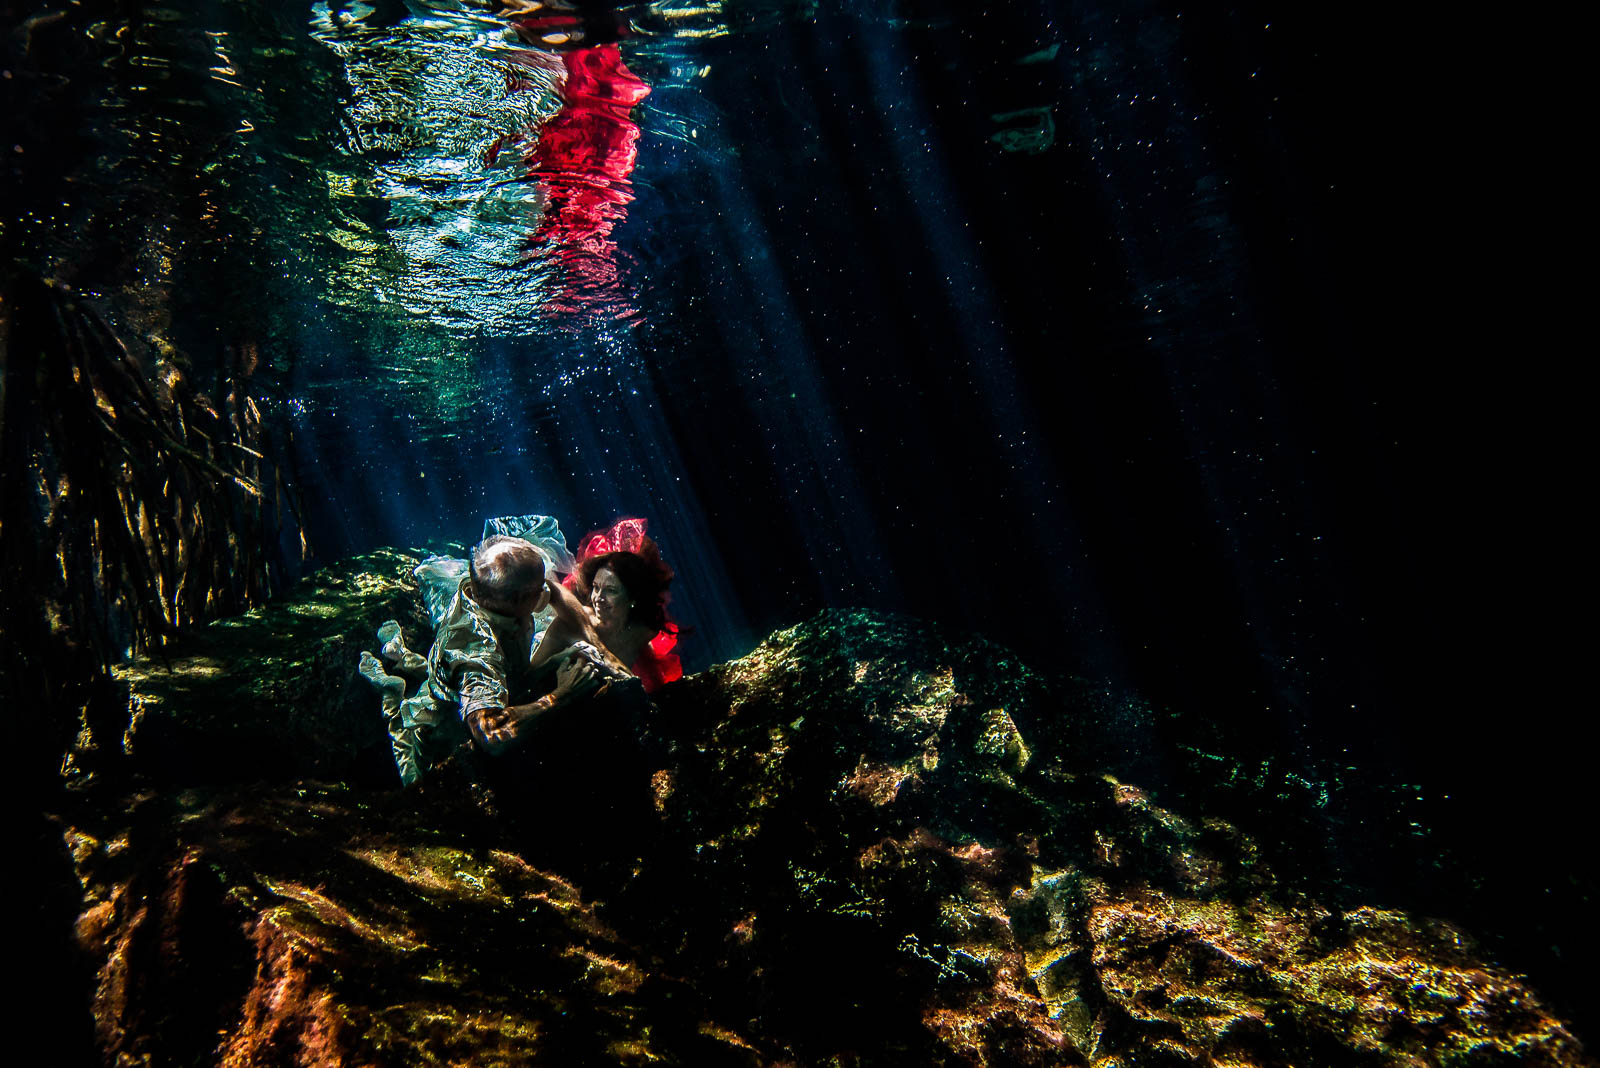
[57,593,1590,1065]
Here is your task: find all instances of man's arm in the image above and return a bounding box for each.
[470,657,600,754]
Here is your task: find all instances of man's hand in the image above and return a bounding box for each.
[466,657,603,755]
[467,707,515,755]
[471,698,545,748]
[476,705,515,734]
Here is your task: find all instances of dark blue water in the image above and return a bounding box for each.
[5,0,1586,1036]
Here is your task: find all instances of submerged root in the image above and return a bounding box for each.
[1,275,309,780]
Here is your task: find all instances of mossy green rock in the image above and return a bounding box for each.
[90,549,437,786]
[57,585,1589,1065]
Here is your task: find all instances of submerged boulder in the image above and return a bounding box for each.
[54,564,1589,1065]
[86,548,440,788]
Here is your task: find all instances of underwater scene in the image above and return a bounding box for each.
[3,0,1589,1064]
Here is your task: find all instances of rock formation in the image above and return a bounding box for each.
[51,553,1589,1065]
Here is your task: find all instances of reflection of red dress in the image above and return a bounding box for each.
[520,43,649,314]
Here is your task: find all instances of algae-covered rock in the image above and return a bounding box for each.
[89,548,438,787]
[630,612,1587,1066]
[55,591,1589,1066]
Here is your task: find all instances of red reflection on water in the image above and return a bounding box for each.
[499,10,649,321]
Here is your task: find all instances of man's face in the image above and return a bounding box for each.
[476,579,548,619]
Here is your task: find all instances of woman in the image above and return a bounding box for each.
[530,521,682,691]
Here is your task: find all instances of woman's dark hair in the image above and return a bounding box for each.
[571,536,674,634]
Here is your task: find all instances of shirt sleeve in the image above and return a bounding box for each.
[431,601,509,719]
[456,668,507,720]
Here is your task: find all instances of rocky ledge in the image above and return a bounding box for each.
[51,555,1589,1065]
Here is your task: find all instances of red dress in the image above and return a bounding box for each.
[566,518,682,692]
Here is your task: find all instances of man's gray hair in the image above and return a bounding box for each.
[470,535,546,602]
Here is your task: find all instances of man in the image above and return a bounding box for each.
[360,534,598,783]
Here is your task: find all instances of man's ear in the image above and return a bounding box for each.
[534,585,552,613]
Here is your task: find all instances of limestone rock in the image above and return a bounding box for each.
[56,594,1589,1065]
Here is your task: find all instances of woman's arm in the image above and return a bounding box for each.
[531,578,635,677]
[529,614,580,673]
[529,578,603,671]
[546,576,594,628]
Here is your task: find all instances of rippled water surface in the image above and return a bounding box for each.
[2,0,1425,692]
[14,1,769,332]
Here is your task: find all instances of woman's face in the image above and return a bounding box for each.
[590,567,631,631]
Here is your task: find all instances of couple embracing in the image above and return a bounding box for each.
[360,516,680,786]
